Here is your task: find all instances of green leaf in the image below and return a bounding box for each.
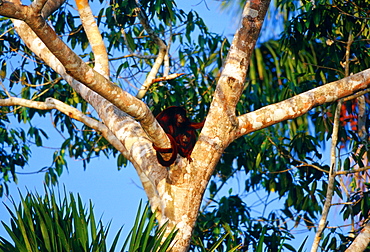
[256,226,266,252]
[125,32,136,51]
[152,91,159,104]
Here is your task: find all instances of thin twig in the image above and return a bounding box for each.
[310,99,342,252]
[336,166,370,176]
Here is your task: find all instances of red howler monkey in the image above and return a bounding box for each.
[153,106,204,166]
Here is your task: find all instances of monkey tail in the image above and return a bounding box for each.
[153,134,178,166]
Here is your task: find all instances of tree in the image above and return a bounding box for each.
[0,0,369,251]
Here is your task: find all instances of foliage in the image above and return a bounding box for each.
[121,201,178,252]
[0,189,177,252]
[0,188,119,251]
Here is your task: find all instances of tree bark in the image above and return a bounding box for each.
[345,222,370,252]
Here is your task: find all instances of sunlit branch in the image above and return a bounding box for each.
[0,97,129,157]
[163,24,173,77]
[150,73,185,84]
[134,1,168,99]
[345,222,370,251]
[336,166,370,176]
[311,98,343,251]
[76,0,109,78]
[343,87,370,101]
[310,100,343,251]
[236,68,370,139]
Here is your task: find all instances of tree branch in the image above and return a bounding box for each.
[163,24,172,77]
[150,73,185,84]
[357,94,367,141]
[134,1,168,99]
[345,222,370,252]
[343,87,370,102]
[30,0,48,14]
[236,69,370,139]
[336,166,370,176]
[0,97,129,156]
[76,0,109,78]
[311,31,355,252]
[311,99,342,252]
[41,0,65,18]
